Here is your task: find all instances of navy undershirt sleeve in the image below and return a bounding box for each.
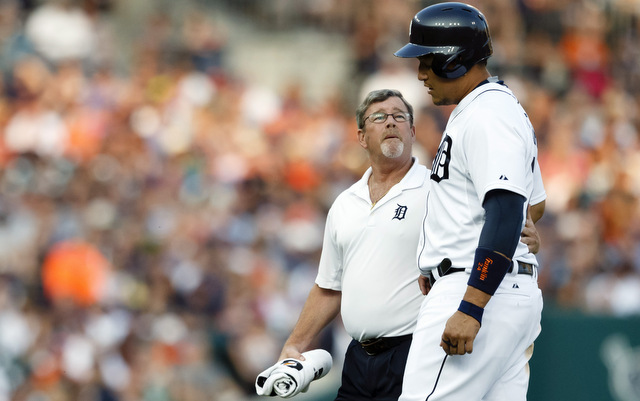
[478,189,526,258]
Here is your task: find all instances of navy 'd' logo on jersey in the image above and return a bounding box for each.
[393,204,407,220]
[431,135,452,182]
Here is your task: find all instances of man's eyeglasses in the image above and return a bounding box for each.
[364,112,410,125]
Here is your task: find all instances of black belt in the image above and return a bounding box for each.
[428,260,534,287]
[359,334,412,356]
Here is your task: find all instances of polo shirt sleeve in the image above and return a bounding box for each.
[315,206,343,291]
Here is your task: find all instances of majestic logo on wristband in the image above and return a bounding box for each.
[393,204,408,220]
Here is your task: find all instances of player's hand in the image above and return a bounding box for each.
[279,345,305,362]
[440,311,480,355]
[418,275,431,295]
[520,212,540,254]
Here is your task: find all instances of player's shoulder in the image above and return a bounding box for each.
[454,82,512,120]
[461,84,526,127]
[473,83,519,108]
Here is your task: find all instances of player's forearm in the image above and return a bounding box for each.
[464,191,523,303]
[529,200,545,223]
[462,285,492,308]
[282,284,341,354]
[463,191,523,324]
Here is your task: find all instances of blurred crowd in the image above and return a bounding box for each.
[0,0,639,400]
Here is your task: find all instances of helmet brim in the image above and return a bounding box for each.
[394,43,458,58]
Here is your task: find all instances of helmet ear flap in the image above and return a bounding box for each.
[431,52,469,79]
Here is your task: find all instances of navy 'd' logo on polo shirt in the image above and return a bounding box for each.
[393,204,407,220]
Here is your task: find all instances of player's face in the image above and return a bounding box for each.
[358,97,415,160]
[417,55,463,106]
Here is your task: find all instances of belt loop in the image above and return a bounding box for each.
[510,260,518,277]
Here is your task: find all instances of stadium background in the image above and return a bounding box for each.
[0,0,639,400]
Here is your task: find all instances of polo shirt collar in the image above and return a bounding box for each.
[350,157,426,203]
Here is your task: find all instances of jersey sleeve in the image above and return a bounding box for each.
[530,157,546,205]
[464,102,533,204]
[315,207,343,291]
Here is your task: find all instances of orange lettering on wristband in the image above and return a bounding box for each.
[476,257,493,281]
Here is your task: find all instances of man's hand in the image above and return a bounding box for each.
[418,274,431,295]
[440,311,481,355]
[441,286,489,355]
[521,212,541,254]
[279,344,305,362]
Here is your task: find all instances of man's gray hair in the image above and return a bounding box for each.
[356,89,414,129]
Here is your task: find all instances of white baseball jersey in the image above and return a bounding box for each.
[315,159,430,342]
[515,157,546,266]
[417,79,545,274]
[401,79,545,401]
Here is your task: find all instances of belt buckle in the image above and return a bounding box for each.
[361,338,383,356]
[519,262,534,275]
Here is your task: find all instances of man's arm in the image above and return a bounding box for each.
[279,284,341,361]
[521,201,545,254]
[441,189,525,355]
[423,201,542,297]
[521,205,543,254]
[529,200,545,223]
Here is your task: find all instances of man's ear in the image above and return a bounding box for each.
[357,129,367,149]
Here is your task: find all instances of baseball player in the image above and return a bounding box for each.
[394,3,545,401]
[273,89,543,401]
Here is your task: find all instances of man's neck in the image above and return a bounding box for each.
[456,67,492,104]
[369,156,414,185]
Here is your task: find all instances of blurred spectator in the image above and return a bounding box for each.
[558,1,611,98]
[24,0,97,66]
[41,240,111,307]
[0,0,638,399]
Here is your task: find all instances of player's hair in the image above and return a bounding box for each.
[356,89,414,129]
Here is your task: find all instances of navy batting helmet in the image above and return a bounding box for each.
[394,2,492,79]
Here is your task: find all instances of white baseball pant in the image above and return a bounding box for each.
[400,268,543,401]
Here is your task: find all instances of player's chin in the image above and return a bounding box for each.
[430,96,446,106]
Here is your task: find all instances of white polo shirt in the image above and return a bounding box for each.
[418,80,546,274]
[316,158,430,342]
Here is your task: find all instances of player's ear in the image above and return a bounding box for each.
[410,125,416,141]
[357,129,367,149]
